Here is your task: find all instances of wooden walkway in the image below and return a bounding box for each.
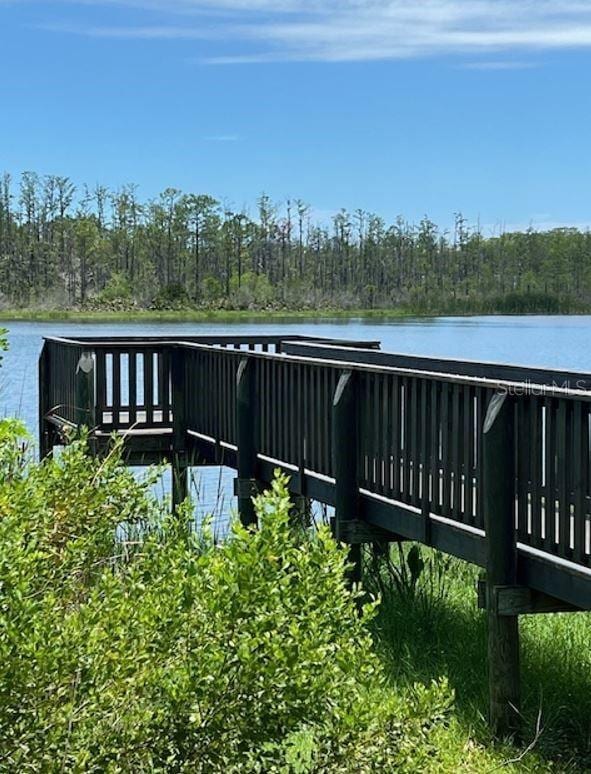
[39,332,591,737]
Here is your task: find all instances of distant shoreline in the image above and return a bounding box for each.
[0,307,587,324]
[0,308,416,324]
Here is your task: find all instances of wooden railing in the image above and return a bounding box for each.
[39,334,591,576]
[39,331,591,737]
[40,334,380,436]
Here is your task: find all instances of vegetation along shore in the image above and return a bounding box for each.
[1,171,590,316]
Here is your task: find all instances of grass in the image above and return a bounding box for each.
[367,547,591,771]
[0,307,415,323]
[2,304,591,323]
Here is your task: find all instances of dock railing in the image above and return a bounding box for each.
[39,332,591,738]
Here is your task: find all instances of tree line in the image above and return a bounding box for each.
[1,170,589,313]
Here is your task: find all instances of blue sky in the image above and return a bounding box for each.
[2,1,591,231]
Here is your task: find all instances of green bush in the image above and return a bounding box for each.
[151,283,191,310]
[0,430,452,772]
[97,272,132,304]
[229,271,275,309]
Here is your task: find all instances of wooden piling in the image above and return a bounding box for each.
[236,358,258,527]
[75,351,96,429]
[38,344,52,459]
[483,391,520,739]
[171,345,189,512]
[332,369,362,584]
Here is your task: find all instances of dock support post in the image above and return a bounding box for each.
[332,370,361,585]
[38,344,52,460]
[171,346,189,512]
[236,358,258,528]
[75,351,96,430]
[483,391,520,739]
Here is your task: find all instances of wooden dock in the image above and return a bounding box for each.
[39,332,591,737]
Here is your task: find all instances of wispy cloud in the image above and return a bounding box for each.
[42,22,219,38]
[203,134,240,142]
[36,1,591,64]
[460,60,540,70]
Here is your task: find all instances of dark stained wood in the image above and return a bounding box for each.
[236,358,258,527]
[332,369,361,584]
[40,331,591,740]
[38,344,52,459]
[483,392,520,739]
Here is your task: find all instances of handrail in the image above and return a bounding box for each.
[43,334,382,349]
[177,340,591,400]
[39,334,591,587]
[37,330,591,739]
[281,341,591,392]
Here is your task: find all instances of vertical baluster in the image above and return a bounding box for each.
[311,367,319,472]
[363,372,370,487]
[264,358,271,455]
[463,385,474,524]
[530,397,542,549]
[557,400,570,557]
[392,375,401,497]
[474,387,486,528]
[112,350,121,427]
[400,378,409,500]
[516,399,529,541]
[323,369,331,476]
[543,398,555,551]
[450,384,460,519]
[288,365,295,465]
[573,400,586,564]
[441,381,451,517]
[285,363,291,463]
[430,380,439,511]
[374,374,382,491]
[383,374,391,495]
[410,377,420,506]
[223,354,229,441]
[420,378,429,513]
[128,349,137,426]
[162,348,171,425]
[297,363,304,472]
[584,407,591,565]
[144,349,154,426]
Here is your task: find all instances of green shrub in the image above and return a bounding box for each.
[151,283,191,310]
[97,272,132,304]
[0,430,452,772]
[229,271,275,309]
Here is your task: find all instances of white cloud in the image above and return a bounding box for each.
[36,1,591,64]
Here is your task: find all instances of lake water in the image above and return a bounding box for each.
[2,315,590,525]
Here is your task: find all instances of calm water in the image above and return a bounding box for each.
[2,315,590,524]
[2,314,591,434]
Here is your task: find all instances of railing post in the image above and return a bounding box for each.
[332,370,361,585]
[38,343,52,460]
[171,345,189,511]
[236,357,258,527]
[483,391,520,739]
[75,351,96,429]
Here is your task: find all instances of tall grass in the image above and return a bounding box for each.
[366,545,591,771]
